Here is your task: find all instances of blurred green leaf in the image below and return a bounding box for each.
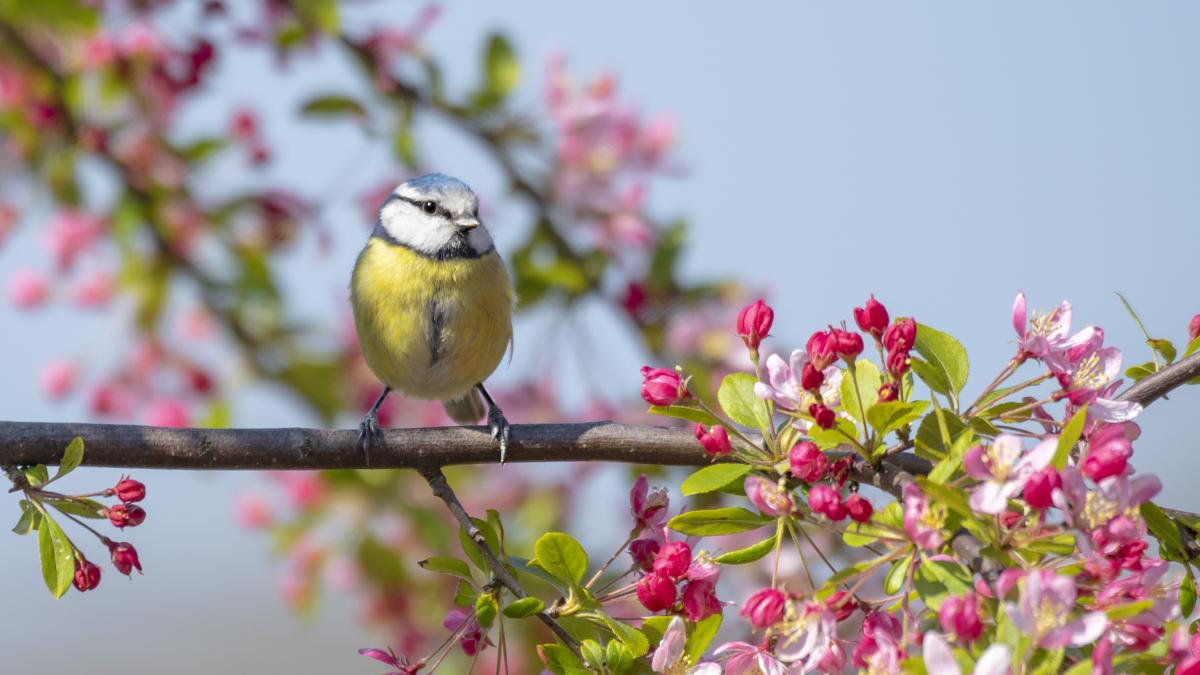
[474,591,498,628]
[357,535,404,587]
[292,0,338,33]
[914,558,972,609]
[300,94,367,121]
[1147,338,1176,364]
[470,33,520,109]
[914,409,967,461]
[680,464,751,496]
[277,358,343,423]
[668,507,771,536]
[23,465,49,488]
[178,137,229,164]
[646,405,721,427]
[884,552,913,595]
[605,640,634,674]
[1053,405,1088,471]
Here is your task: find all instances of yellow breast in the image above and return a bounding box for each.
[350,238,514,401]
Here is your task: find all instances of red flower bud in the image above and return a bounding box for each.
[831,328,864,362]
[636,572,677,612]
[883,318,917,353]
[789,441,829,483]
[740,587,786,628]
[846,494,873,523]
[826,590,857,622]
[800,362,825,392]
[694,423,733,457]
[106,503,147,529]
[1190,314,1200,342]
[629,538,660,572]
[73,559,101,592]
[808,403,836,430]
[808,484,840,517]
[854,296,890,340]
[640,366,688,406]
[999,510,1022,529]
[108,541,142,576]
[939,593,984,642]
[806,330,837,371]
[825,499,848,522]
[736,299,774,350]
[681,580,721,621]
[622,282,647,317]
[877,382,899,402]
[886,350,910,378]
[112,477,146,503]
[189,368,214,394]
[1023,466,1062,509]
[652,541,692,579]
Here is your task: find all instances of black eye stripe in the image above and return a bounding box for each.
[393,195,453,220]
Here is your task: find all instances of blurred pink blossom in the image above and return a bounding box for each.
[70,270,116,307]
[40,359,77,398]
[146,398,189,427]
[8,268,49,309]
[233,492,274,529]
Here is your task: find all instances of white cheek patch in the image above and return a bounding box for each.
[379,200,458,254]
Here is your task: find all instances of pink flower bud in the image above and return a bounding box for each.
[629,539,660,572]
[825,499,848,521]
[736,299,774,350]
[73,559,101,592]
[106,503,146,528]
[622,282,647,316]
[789,442,829,483]
[808,403,836,430]
[826,590,857,621]
[854,296,890,340]
[846,494,873,523]
[652,541,692,579]
[640,366,688,406]
[938,593,983,642]
[877,382,899,402]
[800,362,825,392]
[8,268,48,309]
[636,572,677,612]
[113,478,146,503]
[1081,448,1128,482]
[806,330,836,371]
[39,359,76,399]
[831,328,864,362]
[808,484,839,516]
[681,580,721,621]
[739,587,786,628]
[1189,314,1200,342]
[745,475,793,517]
[1023,466,1062,509]
[108,541,142,576]
[694,424,732,457]
[886,350,910,378]
[883,318,917,353]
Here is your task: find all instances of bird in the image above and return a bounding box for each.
[350,173,514,462]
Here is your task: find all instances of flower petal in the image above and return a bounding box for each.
[970,481,1009,515]
[1012,292,1027,339]
[922,632,961,675]
[1067,611,1108,646]
[973,644,1013,675]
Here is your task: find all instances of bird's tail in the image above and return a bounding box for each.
[443,388,485,425]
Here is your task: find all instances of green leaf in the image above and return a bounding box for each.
[1023,533,1077,556]
[605,640,634,674]
[685,613,722,665]
[647,405,721,427]
[277,358,344,424]
[712,535,777,564]
[300,94,367,121]
[866,400,930,436]
[808,417,861,450]
[842,521,903,547]
[47,498,105,519]
[579,640,605,670]
[38,515,75,598]
[927,430,975,485]
[474,592,499,628]
[914,558,973,609]
[917,478,973,519]
[913,322,970,397]
[418,556,474,583]
[12,500,36,535]
[718,372,772,436]
[502,596,546,618]
[541,643,590,675]
[884,552,913,595]
[668,507,772,536]
[453,580,476,607]
[472,33,520,108]
[178,137,228,164]
[681,464,752,496]
[1104,600,1154,621]
[1125,361,1157,382]
[291,0,339,32]
[841,360,882,426]
[1147,338,1176,364]
[909,356,952,396]
[592,612,650,658]
[1142,502,1187,562]
[533,532,588,587]
[357,535,405,586]
[51,436,84,482]
[1182,571,1197,617]
[914,409,967,460]
[23,464,49,487]
[459,517,503,573]
[1053,405,1088,470]
[1186,336,1200,358]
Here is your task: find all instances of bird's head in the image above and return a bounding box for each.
[375,173,493,258]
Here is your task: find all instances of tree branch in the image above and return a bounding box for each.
[1116,351,1200,407]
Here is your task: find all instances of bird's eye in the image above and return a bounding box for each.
[422,201,438,214]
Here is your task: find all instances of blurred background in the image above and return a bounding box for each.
[1,1,1198,673]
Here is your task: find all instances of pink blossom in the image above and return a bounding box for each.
[789,441,829,483]
[637,572,677,612]
[1006,570,1107,648]
[630,474,669,535]
[744,475,793,517]
[1011,292,1095,364]
[964,434,1055,515]
[753,349,842,415]
[694,424,732,457]
[653,541,692,579]
[851,611,905,671]
[276,472,325,510]
[1053,344,1142,421]
[443,608,488,656]
[903,483,945,550]
[70,270,115,307]
[939,593,984,642]
[43,210,104,271]
[640,366,688,406]
[922,632,1011,675]
[854,295,890,340]
[740,587,786,628]
[146,398,189,427]
[39,359,76,398]
[680,579,721,621]
[651,616,721,674]
[232,492,273,528]
[736,299,774,350]
[775,601,839,669]
[629,538,660,571]
[358,646,423,675]
[8,268,49,309]
[714,641,789,675]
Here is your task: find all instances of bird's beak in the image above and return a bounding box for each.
[454,216,481,230]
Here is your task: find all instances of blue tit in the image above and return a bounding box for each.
[350,173,515,462]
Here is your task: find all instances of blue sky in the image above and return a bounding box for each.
[2,2,1199,672]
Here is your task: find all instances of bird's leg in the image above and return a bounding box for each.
[476,383,510,463]
[358,386,391,465]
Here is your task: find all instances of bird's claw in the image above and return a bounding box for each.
[487,405,511,463]
[358,411,381,466]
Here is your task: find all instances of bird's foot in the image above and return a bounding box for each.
[358,410,382,466]
[487,405,511,464]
